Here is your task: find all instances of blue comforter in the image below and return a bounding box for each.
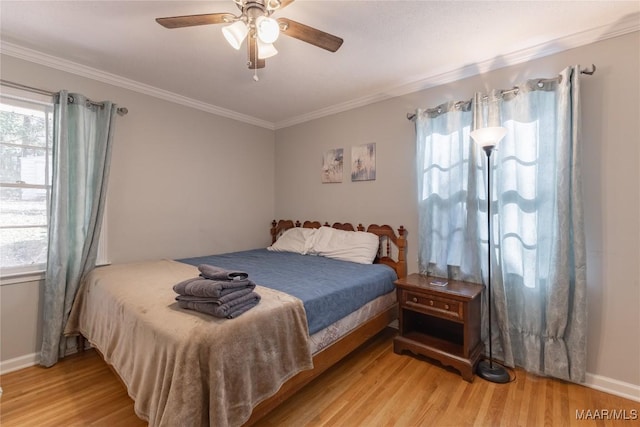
[178,249,397,334]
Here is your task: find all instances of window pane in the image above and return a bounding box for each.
[0,226,48,270]
[0,190,48,226]
[0,146,50,184]
[0,105,48,147]
[0,94,52,275]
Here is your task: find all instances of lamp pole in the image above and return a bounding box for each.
[486,146,495,372]
[477,144,510,384]
[470,127,510,384]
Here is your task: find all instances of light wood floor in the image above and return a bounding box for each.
[1,328,638,426]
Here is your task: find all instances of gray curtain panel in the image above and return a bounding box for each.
[483,66,587,382]
[40,91,117,367]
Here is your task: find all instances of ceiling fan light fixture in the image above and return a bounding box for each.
[155,0,344,75]
[255,15,280,44]
[257,39,278,59]
[222,20,248,50]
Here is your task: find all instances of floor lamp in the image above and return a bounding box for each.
[470,126,510,384]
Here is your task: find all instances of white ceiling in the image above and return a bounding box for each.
[1,1,639,129]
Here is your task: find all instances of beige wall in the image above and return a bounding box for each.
[106,96,276,263]
[0,54,276,364]
[275,32,640,389]
[0,279,43,363]
[275,98,416,262]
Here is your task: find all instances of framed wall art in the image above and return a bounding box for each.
[321,148,343,183]
[351,143,376,181]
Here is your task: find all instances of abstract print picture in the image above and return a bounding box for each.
[322,148,343,183]
[351,143,376,181]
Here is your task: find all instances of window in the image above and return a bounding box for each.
[0,91,53,276]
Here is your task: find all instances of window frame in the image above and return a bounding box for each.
[0,89,53,278]
[0,88,111,282]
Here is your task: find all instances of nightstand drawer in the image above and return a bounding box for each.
[402,291,463,321]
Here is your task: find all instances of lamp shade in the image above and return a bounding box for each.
[256,16,280,44]
[257,39,278,59]
[470,126,507,149]
[222,21,249,50]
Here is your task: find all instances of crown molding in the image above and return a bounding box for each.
[2,13,638,132]
[0,41,275,130]
[273,14,640,129]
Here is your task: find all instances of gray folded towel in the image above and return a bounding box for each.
[198,264,248,281]
[173,277,256,298]
[173,287,254,305]
[176,291,261,319]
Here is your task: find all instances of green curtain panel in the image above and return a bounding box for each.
[40,91,117,367]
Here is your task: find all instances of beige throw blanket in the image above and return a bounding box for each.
[65,259,313,427]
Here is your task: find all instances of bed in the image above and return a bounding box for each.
[65,219,407,426]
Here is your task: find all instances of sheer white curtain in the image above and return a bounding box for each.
[415,66,587,382]
[415,100,482,283]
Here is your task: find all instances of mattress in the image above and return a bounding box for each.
[309,289,396,354]
[179,248,398,334]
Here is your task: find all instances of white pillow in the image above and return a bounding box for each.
[308,226,379,264]
[267,227,316,254]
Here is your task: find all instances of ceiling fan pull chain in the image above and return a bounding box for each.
[253,37,259,81]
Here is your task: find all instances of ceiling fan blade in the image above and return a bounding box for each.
[272,0,296,10]
[156,13,235,29]
[247,37,266,70]
[277,18,343,52]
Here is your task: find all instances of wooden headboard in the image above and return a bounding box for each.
[270,219,407,278]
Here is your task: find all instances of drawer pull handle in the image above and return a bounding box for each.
[429,300,434,306]
[412,297,418,303]
[445,304,450,310]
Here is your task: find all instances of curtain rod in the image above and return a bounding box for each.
[0,79,128,116]
[406,64,596,122]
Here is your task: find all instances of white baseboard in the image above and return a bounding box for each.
[584,373,640,402]
[0,342,84,375]
[0,352,40,375]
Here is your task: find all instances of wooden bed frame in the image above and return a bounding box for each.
[270,219,407,279]
[245,220,407,425]
[79,219,407,425]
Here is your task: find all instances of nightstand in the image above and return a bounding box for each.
[393,273,484,382]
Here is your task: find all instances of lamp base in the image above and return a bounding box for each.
[476,359,510,383]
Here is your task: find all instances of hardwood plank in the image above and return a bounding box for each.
[0,350,146,427]
[1,329,638,426]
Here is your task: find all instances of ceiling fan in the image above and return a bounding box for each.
[156,0,343,73]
